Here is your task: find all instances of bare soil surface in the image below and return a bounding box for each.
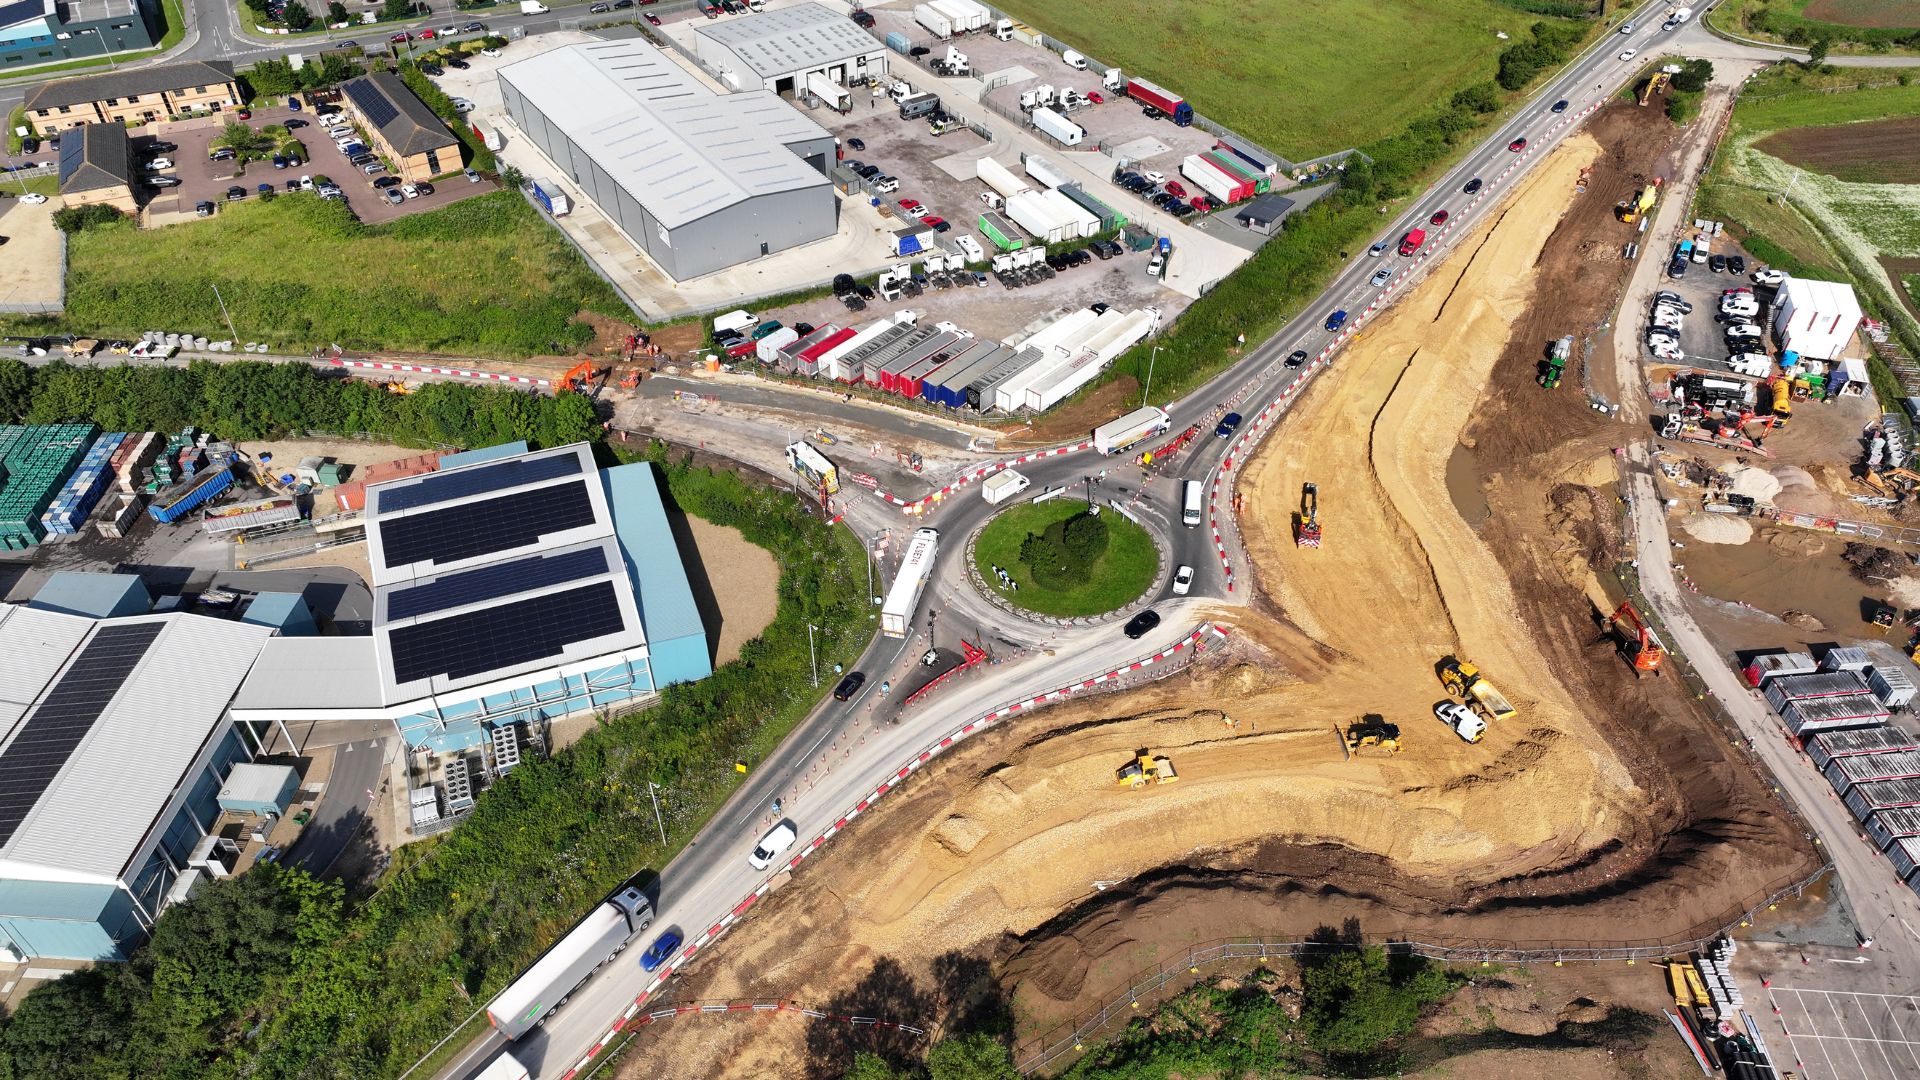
[683,517,779,668]
[617,113,1818,1080]
[1802,0,1920,28]
[1754,116,1920,184]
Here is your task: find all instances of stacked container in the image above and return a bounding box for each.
[0,423,100,549]
[1744,650,1816,687]
[1822,646,1873,673]
[1841,777,1920,823]
[95,493,146,538]
[42,432,127,536]
[1863,804,1920,852]
[1869,664,1917,709]
[1825,750,1920,796]
[1806,725,1919,770]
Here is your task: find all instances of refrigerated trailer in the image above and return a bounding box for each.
[1023,154,1072,190]
[976,156,1030,200]
[1030,106,1086,146]
[487,884,653,1040]
[1093,406,1171,455]
[881,528,941,637]
[1180,154,1244,205]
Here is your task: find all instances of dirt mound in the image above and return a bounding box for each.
[1782,609,1828,631]
[1843,542,1907,584]
[1682,514,1755,545]
[1766,528,1832,558]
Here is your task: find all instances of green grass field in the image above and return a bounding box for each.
[992,0,1546,158]
[27,191,627,356]
[974,499,1159,617]
[1708,0,1920,53]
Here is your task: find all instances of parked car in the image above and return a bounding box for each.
[449,97,474,112]
[640,929,682,972]
[464,20,485,31]
[195,200,216,216]
[390,31,410,42]
[1141,104,1165,120]
[590,2,611,12]
[645,12,659,23]
[384,188,404,205]
[1667,255,1688,278]
[236,108,252,120]
[226,185,247,200]
[1123,610,1161,640]
[832,671,866,701]
[144,157,174,170]
[1087,90,1104,104]
[1463,177,1483,195]
[1190,195,1212,213]
[1752,268,1787,285]
[1172,565,1195,596]
[449,56,472,68]
[257,182,274,195]
[851,9,874,26]
[845,137,865,150]
[465,167,482,182]
[613,0,634,8]
[1709,253,1727,273]
[1653,291,1692,313]
[926,217,950,232]
[1728,255,1747,275]
[374,176,400,188]
[420,63,444,76]
[147,140,177,153]
[415,181,434,195]
[146,175,182,188]
[481,47,502,57]
[271,154,288,169]
[1164,180,1187,198]
[870,175,898,193]
[1169,203,1196,218]
[19,137,38,153]
[285,118,307,129]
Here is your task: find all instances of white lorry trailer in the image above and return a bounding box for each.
[485,883,652,1040]
[881,528,940,637]
[982,469,1030,504]
[1092,406,1171,455]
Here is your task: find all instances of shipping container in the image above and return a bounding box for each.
[1870,664,1918,709]
[1842,777,1920,821]
[913,3,954,37]
[333,481,366,513]
[851,327,935,387]
[1745,650,1817,687]
[1823,646,1873,673]
[896,345,961,399]
[1783,693,1890,737]
[816,319,897,382]
[1058,184,1126,229]
[798,327,858,375]
[779,324,843,376]
[1214,136,1277,177]
[1807,725,1917,769]
[148,467,233,524]
[1826,750,1920,795]
[1030,107,1085,147]
[977,211,1025,251]
[1024,154,1072,190]
[912,341,985,404]
[1180,154,1247,204]
[364,452,442,486]
[1766,671,1872,712]
[1123,77,1192,125]
[976,157,1030,200]
[878,331,962,393]
[1864,804,1920,851]
[965,346,1041,411]
[829,321,919,384]
[1203,150,1271,194]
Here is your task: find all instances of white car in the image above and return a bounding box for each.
[1720,302,1759,318]
[481,47,503,57]
[1620,21,1635,33]
[1435,701,1486,743]
[747,822,797,870]
[1729,351,1770,367]
[1723,322,1762,338]
[1651,313,1684,331]
[18,192,47,204]
[1619,48,1637,61]
[1141,171,1165,186]
[1752,268,1788,286]
[905,203,930,219]
[145,157,174,170]
[870,176,899,194]
[450,97,475,113]
[1652,303,1688,321]
[401,183,419,198]
[1172,565,1195,596]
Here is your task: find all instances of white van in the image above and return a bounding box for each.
[1182,480,1203,528]
[954,235,984,262]
[519,0,548,12]
[748,822,797,870]
[712,309,758,335]
[1062,49,1088,70]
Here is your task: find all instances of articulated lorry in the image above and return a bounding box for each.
[1093,406,1171,455]
[881,528,940,637]
[486,883,653,1040]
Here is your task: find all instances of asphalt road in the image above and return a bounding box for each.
[285,736,387,877]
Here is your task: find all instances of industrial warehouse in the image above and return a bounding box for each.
[496,39,839,281]
[688,2,886,96]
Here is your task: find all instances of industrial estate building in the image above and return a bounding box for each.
[689,2,886,95]
[339,70,460,182]
[1772,278,1864,362]
[497,39,838,281]
[0,0,158,72]
[55,121,134,211]
[232,441,712,753]
[22,58,237,128]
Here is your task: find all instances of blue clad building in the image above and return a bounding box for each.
[233,443,711,753]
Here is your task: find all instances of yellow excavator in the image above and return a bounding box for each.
[1295,483,1321,548]
[1117,749,1179,788]
[1617,178,1661,224]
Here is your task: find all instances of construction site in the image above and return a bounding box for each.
[616,102,1830,1079]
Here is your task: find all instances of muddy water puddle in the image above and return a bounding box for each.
[1676,528,1891,634]
[1447,443,1492,528]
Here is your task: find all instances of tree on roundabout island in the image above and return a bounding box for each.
[975,499,1158,619]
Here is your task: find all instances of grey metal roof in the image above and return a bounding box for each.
[232,637,384,712]
[693,1,880,80]
[498,40,831,231]
[56,122,130,194]
[1235,193,1297,224]
[0,606,93,716]
[24,59,234,112]
[59,0,140,22]
[0,614,273,883]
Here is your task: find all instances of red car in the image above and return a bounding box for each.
[1164,180,1187,198]
[1429,209,1449,226]
[1508,137,1528,152]
[419,28,435,38]
[236,108,252,120]
[1189,195,1211,213]
[1086,90,1104,104]
[898,198,922,210]
[922,215,945,227]
[390,31,410,42]
[645,11,659,21]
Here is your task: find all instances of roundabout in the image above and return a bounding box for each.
[969,498,1161,620]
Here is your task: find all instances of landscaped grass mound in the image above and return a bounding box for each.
[975,499,1158,617]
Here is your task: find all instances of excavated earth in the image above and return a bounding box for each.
[616,105,1820,1079]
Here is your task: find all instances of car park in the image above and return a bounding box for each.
[640,929,682,972]
[747,822,797,870]
[1123,610,1161,640]
[146,175,182,188]
[832,671,866,701]
[1508,137,1528,152]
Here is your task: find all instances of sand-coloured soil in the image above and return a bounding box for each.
[620,119,1818,1080]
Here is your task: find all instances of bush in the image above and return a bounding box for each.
[1300,944,1458,1058]
[1496,21,1587,90]
[1670,58,1714,92]
[1019,509,1110,590]
[50,204,126,233]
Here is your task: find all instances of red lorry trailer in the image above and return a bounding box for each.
[1123,77,1193,126]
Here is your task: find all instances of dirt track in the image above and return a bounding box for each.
[618,112,1819,1080]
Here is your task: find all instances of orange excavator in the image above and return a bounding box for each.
[1606,601,1667,677]
[560,360,604,395]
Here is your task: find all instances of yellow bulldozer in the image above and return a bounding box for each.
[1117,749,1179,788]
[1616,178,1661,224]
[1344,718,1401,757]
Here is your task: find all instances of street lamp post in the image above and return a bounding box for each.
[807,623,819,687]
[1142,345,1160,408]
[644,781,666,846]
[79,27,116,70]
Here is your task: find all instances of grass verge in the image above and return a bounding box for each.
[975,499,1159,617]
[0,190,625,357]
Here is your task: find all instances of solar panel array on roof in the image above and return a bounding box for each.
[387,546,610,621]
[345,78,399,129]
[380,481,596,569]
[0,622,161,847]
[389,582,624,684]
[379,453,582,514]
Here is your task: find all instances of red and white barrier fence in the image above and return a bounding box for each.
[329,357,550,387]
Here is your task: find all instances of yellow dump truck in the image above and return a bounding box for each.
[1440,658,1518,722]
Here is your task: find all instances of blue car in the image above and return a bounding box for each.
[1215,412,1242,438]
[1325,309,1348,333]
[640,929,682,972]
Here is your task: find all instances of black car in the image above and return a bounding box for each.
[1286,349,1309,368]
[1708,253,1727,273]
[148,140,178,153]
[910,45,931,56]
[929,220,951,232]
[374,176,401,188]
[415,181,434,195]
[832,671,866,701]
[284,118,307,129]
[846,137,865,151]
[1067,249,1091,266]
[463,20,485,31]
[19,137,38,153]
[1728,254,1747,275]
[448,57,471,69]
[1463,177,1483,195]
[1149,191,1174,207]
[1169,203,1196,218]
[851,9,874,26]
[195,201,216,217]
[209,147,237,161]
[1142,104,1165,120]
[226,185,247,201]
[1216,412,1242,438]
[1551,99,1569,113]
[1092,243,1114,260]
[420,63,444,76]
[1123,610,1161,640]
[1667,256,1688,279]
[1046,254,1069,270]
[856,284,875,300]
[614,0,634,7]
